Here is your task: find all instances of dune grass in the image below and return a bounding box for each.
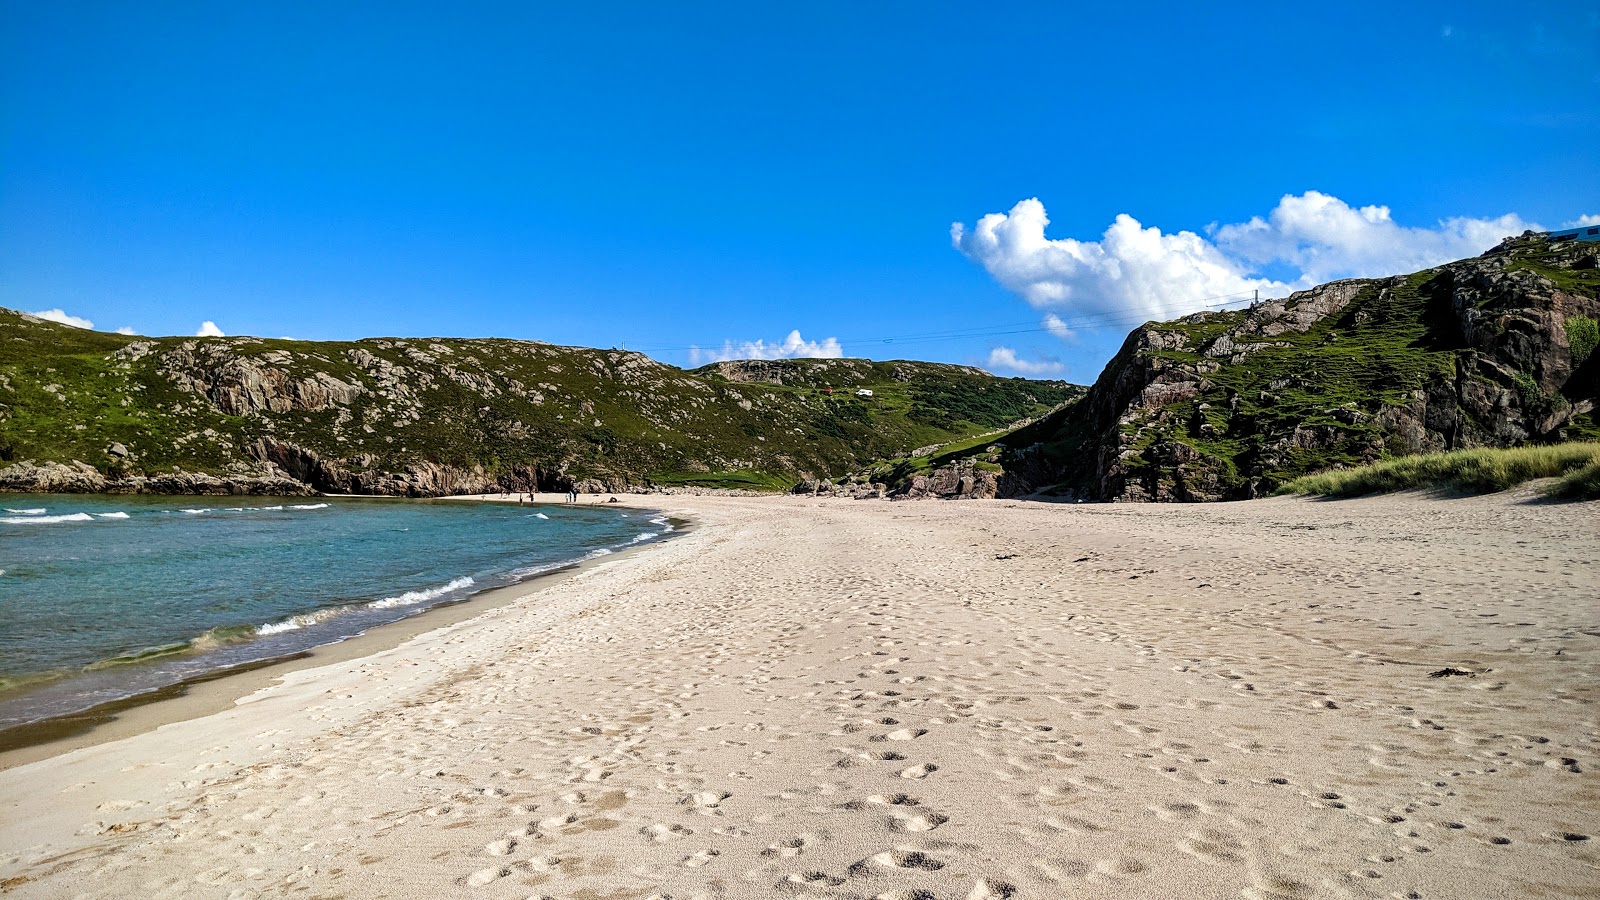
[1277,443,1600,500]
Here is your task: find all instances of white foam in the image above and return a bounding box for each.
[259,505,284,511]
[256,607,351,635]
[630,531,659,544]
[93,511,131,519]
[1,512,94,525]
[648,516,674,532]
[181,508,211,515]
[366,576,476,610]
[3,508,46,515]
[585,548,614,559]
[289,503,329,510]
[532,513,550,519]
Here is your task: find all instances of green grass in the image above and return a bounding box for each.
[1568,316,1598,367]
[1277,443,1600,499]
[1,309,1082,491]
[647,469,795,492]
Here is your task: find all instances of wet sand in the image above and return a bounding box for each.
[1,491,1595,898]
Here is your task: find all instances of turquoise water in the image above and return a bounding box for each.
[0,494,670,727]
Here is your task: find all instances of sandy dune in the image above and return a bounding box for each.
[2,491,1596,899]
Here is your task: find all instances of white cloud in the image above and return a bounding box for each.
[1567,214,1600,227]
[689,329,843,365]
[115,326,137,335]
[195,321,226,337]
[953,192,1542,329]
[953,199,1288,326]
[1212,191,1538,285]
[1041,313,1072,339]
[31,308,94,329]
[985,346,1064,376]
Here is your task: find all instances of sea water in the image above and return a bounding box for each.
[0,494,673,728]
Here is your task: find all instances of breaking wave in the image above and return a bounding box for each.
[257,607,353,635]
[4,508,46,515]
[2,512,94,525]
[366,576,477,610]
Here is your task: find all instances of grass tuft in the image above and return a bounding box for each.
[1277,443,1600,500]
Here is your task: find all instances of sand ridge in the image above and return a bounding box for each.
[1,491,1596,898]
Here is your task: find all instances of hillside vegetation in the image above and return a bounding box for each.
[1279,442,1600,499]
[0,316,1075,496]
[994,231,1600,501]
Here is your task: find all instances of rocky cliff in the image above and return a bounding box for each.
[997,231,1600,501]
[0,316,1075,496]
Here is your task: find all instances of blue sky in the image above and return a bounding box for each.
[2,2,1596,382]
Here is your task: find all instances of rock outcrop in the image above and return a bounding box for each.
[895,461,999,500]
[0,459,313,495]
[998,232,1600,501]
[0,317,1076,498]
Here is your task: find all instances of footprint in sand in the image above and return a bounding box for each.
[682,791,731,809]
[484,838,516,856]
[763,836,808,858]
[682,847,720,867]
[539,812,578,830]
[851,849,944,874]
[642,822,693,842]
[966,880,1019,899]
[899,762,938,779]
[781,870,845,888]
[867,792,922,807]
[890,812,948,833]
[881,728,928,741]
[465,866,508,887]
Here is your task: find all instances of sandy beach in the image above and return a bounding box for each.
[1,491,1596,899]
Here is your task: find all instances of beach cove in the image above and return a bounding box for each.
[1,492,1595,898]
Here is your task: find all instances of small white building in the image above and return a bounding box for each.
[855,389,874,397]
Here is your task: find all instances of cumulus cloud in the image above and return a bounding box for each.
[195,321,225,337]
[1041,313,1073,339]
[953,199,1288,325]
[689,329,843,365]
[985,346,1063,376]
[1568,214,1600,227]
[1211,191,1538,285]
[953,192,1542,329]
[31,308,94,329]
[115,326,137,335]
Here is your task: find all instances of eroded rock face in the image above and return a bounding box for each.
[245,438,598,497]
[895,461,999,501]
[998,234,1600,501]
[0,459,312,495]
[159,344,367,416]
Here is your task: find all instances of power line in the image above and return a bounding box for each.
[617,289,1265,353]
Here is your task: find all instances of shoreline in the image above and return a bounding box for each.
[2,491,1594,898]
[0,500,691,770]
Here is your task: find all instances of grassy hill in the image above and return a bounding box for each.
[992,231,1600,500]
[0,312,1077,495]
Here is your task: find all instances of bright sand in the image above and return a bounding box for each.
[1,491,1595,898]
